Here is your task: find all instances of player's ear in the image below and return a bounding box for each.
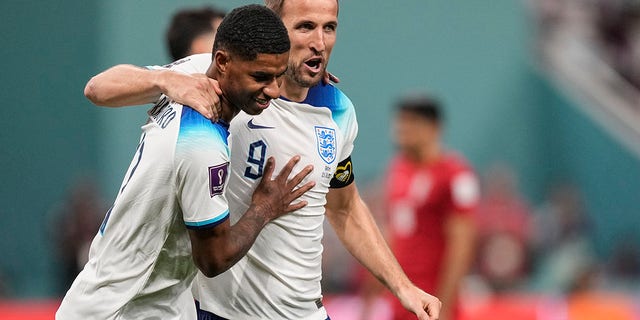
[214,50,230,74]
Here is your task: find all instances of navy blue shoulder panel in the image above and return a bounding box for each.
[301,83,354,128]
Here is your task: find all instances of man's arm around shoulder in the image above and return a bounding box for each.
[84,64,221,119]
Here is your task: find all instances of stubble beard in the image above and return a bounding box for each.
[286,61,323,88]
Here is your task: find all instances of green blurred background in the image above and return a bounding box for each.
[1,0,638,298]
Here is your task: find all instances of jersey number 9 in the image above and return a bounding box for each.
[244,140,267,180]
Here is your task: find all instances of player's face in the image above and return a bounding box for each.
[393,112,440,154]
[280,0,338,88]
[222,52,289,115]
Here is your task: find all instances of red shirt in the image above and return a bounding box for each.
[385,152,479,319]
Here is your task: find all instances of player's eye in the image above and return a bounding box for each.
[297,22,315,31]
[324,24,337,32]
[252,74,271,82]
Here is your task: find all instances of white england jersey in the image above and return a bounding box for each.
[57,55,230,320]
[193,83,359,320]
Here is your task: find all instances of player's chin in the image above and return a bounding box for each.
[245,101,270,115]
[300,73,323,88]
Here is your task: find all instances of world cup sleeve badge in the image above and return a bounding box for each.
[208,162,229,197]
[315,126,337,164]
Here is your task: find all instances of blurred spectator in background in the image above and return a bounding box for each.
[50,179,105,294]
[166,6,225,61]
[474,164,533,292]
[607,233,640,290]
[533,0,640,106]
[531,182,596,293]
[607,234,640,288]
[383,94,479,320]
[595,0,640,90]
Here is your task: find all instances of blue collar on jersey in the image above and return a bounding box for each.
[279,82,338,110]
[216,118,230,129]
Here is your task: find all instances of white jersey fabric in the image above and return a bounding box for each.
[57,55,230,320]
[192,82,359,319]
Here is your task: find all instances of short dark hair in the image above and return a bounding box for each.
[396,94,442,123]
[214,4,290,61]
[166,6,226,61]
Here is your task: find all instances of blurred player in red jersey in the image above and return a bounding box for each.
[385,94,480,320]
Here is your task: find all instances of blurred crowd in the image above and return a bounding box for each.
[532,0,640,105]
[473,167,596,295]
[595,1,640,90]
[50,179,106,295]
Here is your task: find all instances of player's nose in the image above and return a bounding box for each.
[309,28,326,53]
[263,79,280,100]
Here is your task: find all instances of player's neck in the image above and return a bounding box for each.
[279,78,310,102]
[218,97,238,123]
[423,143,441,163]
[407,143,441,164]
[219,104,233,123]
[207,66,236,123]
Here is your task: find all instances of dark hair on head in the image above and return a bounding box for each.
[396,93,442,123]
[166,6,226,61]
[214,4,290,61]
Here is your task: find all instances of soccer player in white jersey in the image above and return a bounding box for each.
[56,5,316,320]
[80,1,442,319]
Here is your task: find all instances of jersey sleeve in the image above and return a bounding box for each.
[146,53,212,73]
[449,168,480,215]
[336,94,358,163]
[175,107,230,229]
[329,89,359,188]
[145,65,164,71]
[145,54,212,106]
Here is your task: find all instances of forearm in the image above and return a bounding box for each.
[438,254,470,304]
[437,217,476,316]
[84,64,165,107]
[216,204,272,273]
[194,204,271,277]
[326,186,412,296]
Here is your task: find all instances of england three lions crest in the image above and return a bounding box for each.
[315,126,337,164]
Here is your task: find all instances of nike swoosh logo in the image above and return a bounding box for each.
[247,119,275,129]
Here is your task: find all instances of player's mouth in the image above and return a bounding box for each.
[304,57,323,74]
[254,97,270,109]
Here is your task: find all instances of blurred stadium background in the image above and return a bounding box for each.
[1,0,639,319]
